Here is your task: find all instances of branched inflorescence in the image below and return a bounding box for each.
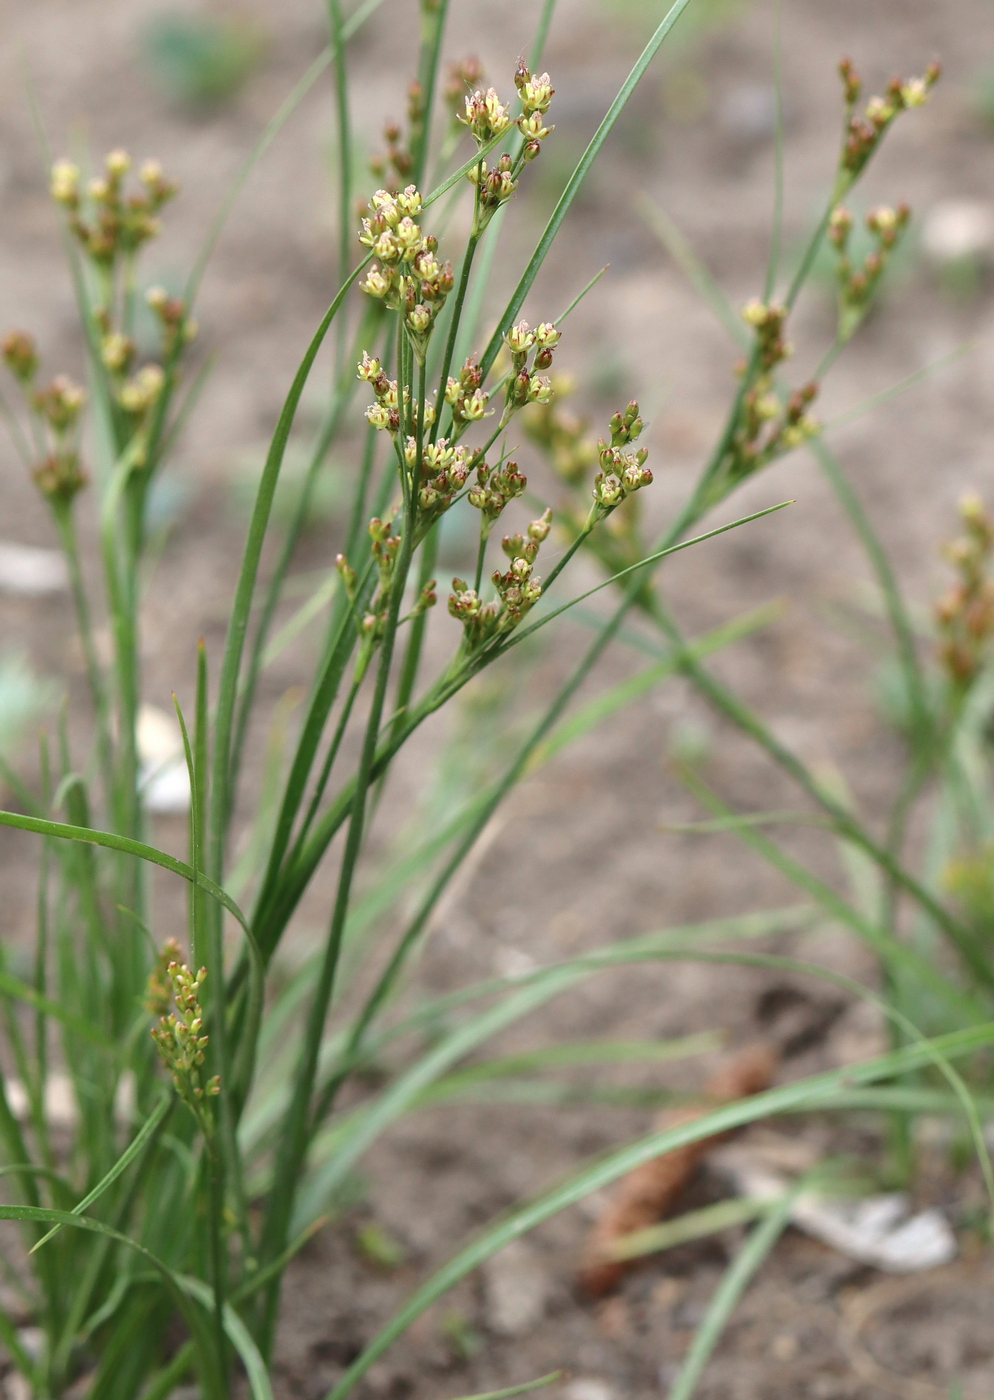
[448,508,552,648]
[1,148,195,511]
[526,387,655,593]
[147,940,220,1134]
[359,187,453,363]
[460,62,555,233]
[837,56,939,180]
[2,333,88,503]
[934,493,994,689]
[829,203,911,342]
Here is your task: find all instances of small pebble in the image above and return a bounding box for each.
[482,1239,551,1337]
[0,542,68,596]
[921,199,994,264]
[565,1380,617,1400]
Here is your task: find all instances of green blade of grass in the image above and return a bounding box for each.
[30,1095,170,1253]
[175,1275,275,1400]
[534,600,783,767]
[449,1374,561,1400]
[639,195,749,350]
[676,765,985,1025]
[185,0,386,304]
[480,0,696,377]
[0,1205,226,1400]
[323,1025,994,1400]
[665,1187,800,1400]
[611,1195,771,1262]
[0,808,250,935]
[206,254,370,907]
[0,967,111,1047]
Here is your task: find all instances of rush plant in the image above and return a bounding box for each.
[0,5,983,1400]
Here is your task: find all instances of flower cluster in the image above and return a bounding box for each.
[829,202,911,341]
[448,509,552,648]
[514,61,555,161]
[2,331,89,504]
[369,86,421,189]
[445,356,490,434]
[417,438,473,522]
[838,57,940,179]
[337,514,408,676]
[592,400,653,512]
[94,322,167,441]
[358,351,436,436]
[459,64,555,231]
[730,374,819,481]
[499,319,558,426]
[359,187,452,359]
[467,456,527,522]
[51,150,176,272]
[470,153,517,225]
[460,86,512,143]
[934,493,994,688]
[443,57,485,118]
[146,285,197,358]
[148,946,219,1132]
[740,299,791,370]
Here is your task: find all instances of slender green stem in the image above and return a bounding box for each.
[411,0,451,188]
[327,0,352,378]
[256,344,427,1354]
[51,501,114,817]
[529,0,558,68]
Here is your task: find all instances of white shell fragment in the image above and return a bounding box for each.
[713,1137,956,1273]
[2,1071,135,1129]
[0,542,68,595]
[137,702,191,814]
[921,199,994,265]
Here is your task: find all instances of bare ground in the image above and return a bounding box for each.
[3,0,994,1395]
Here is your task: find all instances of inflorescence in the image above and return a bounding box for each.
[935,493,994,688]
[147,941,220,1133]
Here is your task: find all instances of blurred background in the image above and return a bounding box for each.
[3,0,994,1396]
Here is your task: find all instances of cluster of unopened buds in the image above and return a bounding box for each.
[741,299,791,371]
[97,327,166,423]
[50,149,176,269]
[359,187,452,360]
[500,319,557,426]
[592,401,652,512]
[934,493,994,688]
[358,350,436,436]
[467,455,527,522]
[146,285,197,358]
[445,356,490,434]
[337,515,407,673]
[829,202,911,339]
[147,943,219,1128]
[838,57,939,179]
[1,330,88,503]
[732,374,819,478]
[368,79,423,188]
[448,508,552,648]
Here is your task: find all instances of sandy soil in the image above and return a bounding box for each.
[3,0,994,1395]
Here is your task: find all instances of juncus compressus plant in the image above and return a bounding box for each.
[0,11,972,1400]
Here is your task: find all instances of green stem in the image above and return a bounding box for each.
[256,352,427,1356]
[51,501,115,818]
[327,0,352,379]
